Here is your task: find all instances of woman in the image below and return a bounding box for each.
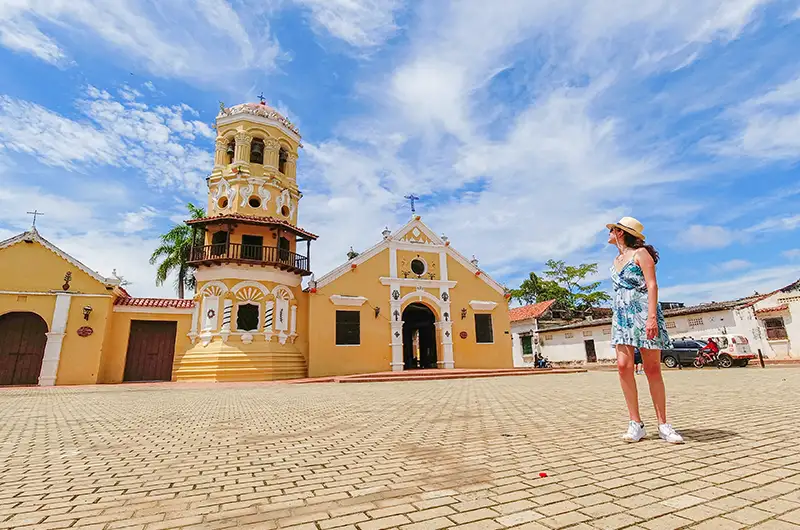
[607,217,683,444]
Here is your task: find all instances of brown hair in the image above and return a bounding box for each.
[622,232,659,264]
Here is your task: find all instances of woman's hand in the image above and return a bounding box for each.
[646,316,658,340]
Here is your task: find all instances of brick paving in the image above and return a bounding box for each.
[1,369,800,530]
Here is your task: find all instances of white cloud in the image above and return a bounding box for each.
[295,0,403,47]
[714,259,752,272]
[0,88,214,192]
[674,225,737,249]
[0,17,66,65]
[714,74,800,160]
[660,265,800,304]
[0,0,280,83]
[747,214,800,233]
[120,206,159,234]
[783,249,800,260]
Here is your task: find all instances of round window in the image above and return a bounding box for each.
[281,205,290,217]
[217,197,229,209]
[410,259,426,276]
[248,196,261,208]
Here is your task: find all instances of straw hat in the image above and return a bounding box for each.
[606,216,646,241]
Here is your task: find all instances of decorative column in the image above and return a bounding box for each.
[436,320,455,369]
[39,293,71,386]
[390,297,404,372]
[264,300,275,341]
[189,300,200,343]
[264,138,281,168]
[220,297,233,343]
[289,305,297,341]
[213,137,228,168]
[285,152,298,181]
[233,132,252,164]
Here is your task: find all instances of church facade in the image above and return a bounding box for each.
[0,101,512,386]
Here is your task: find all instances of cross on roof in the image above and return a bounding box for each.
[258,92,265,104]
[404,194,420,214]
[26,210,43,228]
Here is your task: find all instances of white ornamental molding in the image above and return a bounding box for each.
[469,300,498,311]
[330,295,368,307]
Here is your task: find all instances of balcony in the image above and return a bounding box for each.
[766,328,788,341]
[189,243,311,275]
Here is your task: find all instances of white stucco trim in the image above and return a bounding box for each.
[398,290,443,311]
[113,306,194,315]
[39,293,71,386]
[380,278,458,289]
[330,295,368,307]
[194,266,302,287]
[470,300,498,311]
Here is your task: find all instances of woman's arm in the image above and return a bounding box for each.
[635,248,659,340]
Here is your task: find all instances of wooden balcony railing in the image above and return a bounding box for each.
[189,243,310,274]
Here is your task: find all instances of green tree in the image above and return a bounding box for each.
[149,203,206,298]
[512,260,611,317]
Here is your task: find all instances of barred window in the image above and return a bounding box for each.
[688,317,704,327]
[565,332,574,339]
[666,321,677,329]
[475,314,494,344]
[583,330,593,337]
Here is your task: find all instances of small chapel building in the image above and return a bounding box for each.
[0,100,512,386]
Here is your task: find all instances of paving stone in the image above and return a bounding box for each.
[0,371,799,529]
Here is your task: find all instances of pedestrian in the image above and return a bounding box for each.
[607,217,683,444]
[634,348,644,375]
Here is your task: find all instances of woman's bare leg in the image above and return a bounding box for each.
[616,345,641,423]
[641,348,667,424]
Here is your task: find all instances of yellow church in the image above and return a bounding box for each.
[0,101,512,386]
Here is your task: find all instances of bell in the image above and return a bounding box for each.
[226,144,235,156]
[251,143,263,156]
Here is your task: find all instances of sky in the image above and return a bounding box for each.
[0,0,799,304]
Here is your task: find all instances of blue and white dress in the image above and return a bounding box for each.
[610,259,671,350]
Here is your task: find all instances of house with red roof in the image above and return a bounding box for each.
[509,300,556,367]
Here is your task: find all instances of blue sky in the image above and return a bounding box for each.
[0,0,799,303]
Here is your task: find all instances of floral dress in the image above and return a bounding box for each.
[611,259,671,350]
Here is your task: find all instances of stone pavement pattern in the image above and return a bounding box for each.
[1,370,800,530]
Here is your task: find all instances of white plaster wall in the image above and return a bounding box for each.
[511,319,537,368]
[539,323,614,364]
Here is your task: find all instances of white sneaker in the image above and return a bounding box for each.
[622,421,646,442]
[658,424,684,444]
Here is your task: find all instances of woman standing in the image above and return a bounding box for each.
[607,217,683,444]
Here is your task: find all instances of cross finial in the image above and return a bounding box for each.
[404,194,420,214]
[258,92,265,104]
[26,210,43,228]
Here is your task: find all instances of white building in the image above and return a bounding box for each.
[535,278,800,365]
[509,300,555,367]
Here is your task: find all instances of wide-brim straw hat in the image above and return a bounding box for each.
[606,216,646,241]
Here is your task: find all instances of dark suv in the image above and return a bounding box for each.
[661,340,707,368]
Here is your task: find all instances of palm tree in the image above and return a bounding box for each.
[149,203,206,298]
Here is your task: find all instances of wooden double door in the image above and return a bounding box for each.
[0,312,48,386]
[123,321,177,382]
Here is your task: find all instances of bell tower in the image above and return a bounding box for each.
[178,100,317,382]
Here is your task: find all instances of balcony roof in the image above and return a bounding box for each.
[186,213,318,240]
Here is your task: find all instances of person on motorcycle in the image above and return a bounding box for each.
[699,337,719,362]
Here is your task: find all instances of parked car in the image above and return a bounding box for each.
[661,340,706,368]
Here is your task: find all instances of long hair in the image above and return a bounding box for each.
[622,232,660,264]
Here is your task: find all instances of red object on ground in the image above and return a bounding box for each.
[539,472,548,478]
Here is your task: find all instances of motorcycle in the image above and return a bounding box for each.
[535,356,553,369]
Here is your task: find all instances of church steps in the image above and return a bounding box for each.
[173,347,307,382]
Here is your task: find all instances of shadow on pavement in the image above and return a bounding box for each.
[679,428,740,442]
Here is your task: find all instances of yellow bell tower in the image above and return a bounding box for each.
[176,100,317,382]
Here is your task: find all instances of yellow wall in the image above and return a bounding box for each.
[100,311,194,383]
[307,247,513,376]
[445,255,513,369]
[0,293,56,329]
[308,249,392,377]
[396,250,442,280]
[55,295,114,385]
[0,242,111,295]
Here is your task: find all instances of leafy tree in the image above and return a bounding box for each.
[149,203,206,298]
[512,260,610,317]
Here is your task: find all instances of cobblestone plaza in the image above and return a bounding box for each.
[1,369,800,529]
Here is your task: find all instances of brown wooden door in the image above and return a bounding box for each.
[123,321,177,382]
[584,339,597,363]
[0,312,48,386]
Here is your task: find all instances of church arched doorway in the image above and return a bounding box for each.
[402,303,438,369]
[0,312,48,386]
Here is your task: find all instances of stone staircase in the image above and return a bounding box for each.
[172,343,307,382]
